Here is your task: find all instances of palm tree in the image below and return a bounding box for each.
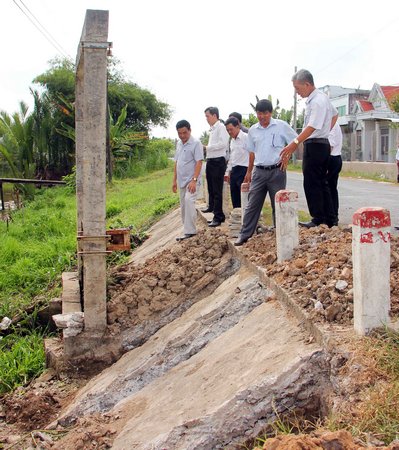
[0,102,34,179]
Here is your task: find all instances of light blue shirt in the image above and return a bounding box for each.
[174,135,204,188]
[246,118,297,166]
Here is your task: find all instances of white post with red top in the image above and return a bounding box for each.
[352,207,391,335]
[275,190,299,263]
[240,182,250,225]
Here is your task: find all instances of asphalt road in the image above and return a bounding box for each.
[286,171,399,228]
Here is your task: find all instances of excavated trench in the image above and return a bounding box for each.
[51,212,343,450]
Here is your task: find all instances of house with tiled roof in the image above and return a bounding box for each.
[322,83,399,161]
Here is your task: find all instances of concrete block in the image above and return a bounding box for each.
[240,182,249,225]
[275,190,299,263]
[352,207,391,335]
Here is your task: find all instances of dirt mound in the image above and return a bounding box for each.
[106,228,231,338]
[256,429,399,449]
[4,389,59,430]
[241,226,399,325]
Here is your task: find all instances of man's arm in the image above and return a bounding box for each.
[330,114,338,130]
[279,125,316,171]
[172,161,178,193]
[244,152,255,183]
[187,160,203,194]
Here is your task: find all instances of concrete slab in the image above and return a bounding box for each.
[111,300,322,449]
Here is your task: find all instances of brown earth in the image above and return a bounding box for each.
[241,226,399,325]
[1,220,398,449]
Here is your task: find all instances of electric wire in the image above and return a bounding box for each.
[12,0,72,59]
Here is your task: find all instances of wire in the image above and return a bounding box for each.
[315,15,399,77]
[12,0,72,59]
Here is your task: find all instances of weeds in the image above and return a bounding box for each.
[0,329,46,394]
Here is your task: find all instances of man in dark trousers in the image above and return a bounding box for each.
[280,69,338,228]
[224,116,249,208]
[202,106,230,227]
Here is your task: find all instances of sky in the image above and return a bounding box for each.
[2,0,399,139]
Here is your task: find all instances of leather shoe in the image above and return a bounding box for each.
[176,234,196,241]
[299,221,318,229]
[234,237,248,246]
[208,220,221,227]
[201,207,213,213]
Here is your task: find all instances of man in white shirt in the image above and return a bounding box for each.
[202,106,230,227]
[280,69,338,228]
[327,122,343,226]
[173,120,203,241]
[224,116,249,208]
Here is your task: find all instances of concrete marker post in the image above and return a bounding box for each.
[275,190,299,263]
[352,207,391,335]
[240,182,249,225]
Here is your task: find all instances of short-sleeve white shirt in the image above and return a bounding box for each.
[305,89,338,139]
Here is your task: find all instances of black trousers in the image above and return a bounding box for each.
[327,155,342,223]
[302,141,335,226]
[206,157,227,223]
[230,165,247,208]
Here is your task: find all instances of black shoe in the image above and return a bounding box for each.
[394,225,399,230]
[208,220,221,227]
[299,221,318,229]
[234,237,248,246]
[176,234,196,241]
[201,207,213,213]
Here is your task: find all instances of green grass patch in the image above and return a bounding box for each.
[0,166,177,319]
[0,166,178,395]
[0,329,46,394]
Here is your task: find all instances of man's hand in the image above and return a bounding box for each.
[225,174,230,184]
[244,171,252,184]
[172,181,177,193]
[187,180,197,194]
[279,143,295,171]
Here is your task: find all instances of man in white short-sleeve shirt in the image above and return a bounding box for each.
[173,120,203,241]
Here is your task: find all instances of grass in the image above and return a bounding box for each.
[0,329,46,395]
[0,166,178,395]
[0,166,177,319]
[326,328,399,445]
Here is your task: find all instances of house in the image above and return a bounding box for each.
[320,84,399,162]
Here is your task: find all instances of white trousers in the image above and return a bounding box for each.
[179,186,198,235]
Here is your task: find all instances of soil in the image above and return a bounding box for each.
[1,221,398,449]
[241,225,399,325]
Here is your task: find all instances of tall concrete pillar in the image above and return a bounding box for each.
[75,10,109,333]
[352,207,391,335]
[275,190,299,263]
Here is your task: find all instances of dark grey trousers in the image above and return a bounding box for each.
[239,166,286,240]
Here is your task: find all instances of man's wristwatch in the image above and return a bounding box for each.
[192,177,197,182]
[293,138,299,145]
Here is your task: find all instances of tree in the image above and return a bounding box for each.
[34,57,171,133]
[0,102,34,179]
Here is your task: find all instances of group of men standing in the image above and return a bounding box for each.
[173,69,343,244]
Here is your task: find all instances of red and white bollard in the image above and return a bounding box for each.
[352,207,391,335]
[275,190,299,263]
[240,182,250,225]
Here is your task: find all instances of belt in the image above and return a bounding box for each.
[255,163,281,170]
[304,138,329,145]
[206,156,225,161]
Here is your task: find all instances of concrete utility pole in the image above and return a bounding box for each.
[75,10,109,335]
[292,65,297,163]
